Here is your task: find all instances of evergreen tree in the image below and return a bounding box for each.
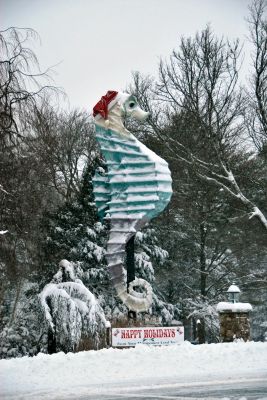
[41,158,107,285]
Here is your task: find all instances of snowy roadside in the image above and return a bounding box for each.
[0,341,267,400]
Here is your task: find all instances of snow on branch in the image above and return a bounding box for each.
[160,131,267,231]
[249,206,267,230]
[0,184,9,195]
[40,280,108,330]
[198,160,267,231]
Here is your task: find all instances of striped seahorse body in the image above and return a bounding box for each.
[92,92,172,312]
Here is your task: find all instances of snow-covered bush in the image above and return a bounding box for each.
[39,260,108,352]
[0,282,46,359]
[185,297,220,342]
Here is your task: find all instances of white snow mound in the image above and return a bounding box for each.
[0,341,266,399]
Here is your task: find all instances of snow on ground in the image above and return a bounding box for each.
[0,341,267,399]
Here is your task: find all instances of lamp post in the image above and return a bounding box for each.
[217,283,252,342]
[126,235,137,322]
[227,283,241,303]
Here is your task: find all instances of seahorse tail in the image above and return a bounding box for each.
[106,217,153,313]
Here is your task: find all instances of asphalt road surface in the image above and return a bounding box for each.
[78,378,267,400]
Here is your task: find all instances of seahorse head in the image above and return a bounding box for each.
[117,92,149,122]
[93,90,149,127]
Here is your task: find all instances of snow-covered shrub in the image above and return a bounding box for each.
[39,260,108,352]
[0,282,46,359]
[186,297,220,342]
[0,325,34,358]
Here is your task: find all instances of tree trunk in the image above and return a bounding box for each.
[47,298,57,354]
[197,318,206,344]
[199,223,207,344]
[47,327,57,354]
[200,222,207,297]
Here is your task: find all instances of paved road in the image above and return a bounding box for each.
[4,377,267,400]
[78,378,267,400]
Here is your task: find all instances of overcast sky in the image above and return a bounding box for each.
[3,0,252,112]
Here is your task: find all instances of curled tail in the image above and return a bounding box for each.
[106,216,152,312]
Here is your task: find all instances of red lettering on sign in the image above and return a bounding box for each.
[120,327,179,341]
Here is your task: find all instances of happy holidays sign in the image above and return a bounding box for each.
[112,326,184,347]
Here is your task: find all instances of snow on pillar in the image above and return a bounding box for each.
[216,284,252,342]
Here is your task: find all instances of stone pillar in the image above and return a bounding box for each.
[217,302,252,342]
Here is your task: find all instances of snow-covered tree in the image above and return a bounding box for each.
[0,282,46,359]
[41,158,106,279]
[128,16,267,341]
[40,260,108,353]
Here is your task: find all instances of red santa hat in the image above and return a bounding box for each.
[93,90,118,120]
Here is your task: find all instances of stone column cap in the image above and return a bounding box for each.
[216,302,252,313]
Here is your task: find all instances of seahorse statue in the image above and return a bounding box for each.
[92,91,172,312]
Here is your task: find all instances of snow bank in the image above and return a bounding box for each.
[0,341,267,399]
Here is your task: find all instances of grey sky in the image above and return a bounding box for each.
[3,0,251,112]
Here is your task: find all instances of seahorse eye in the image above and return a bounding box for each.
[129,102,135,108]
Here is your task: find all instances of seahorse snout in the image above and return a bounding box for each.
[131,107,149,122]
